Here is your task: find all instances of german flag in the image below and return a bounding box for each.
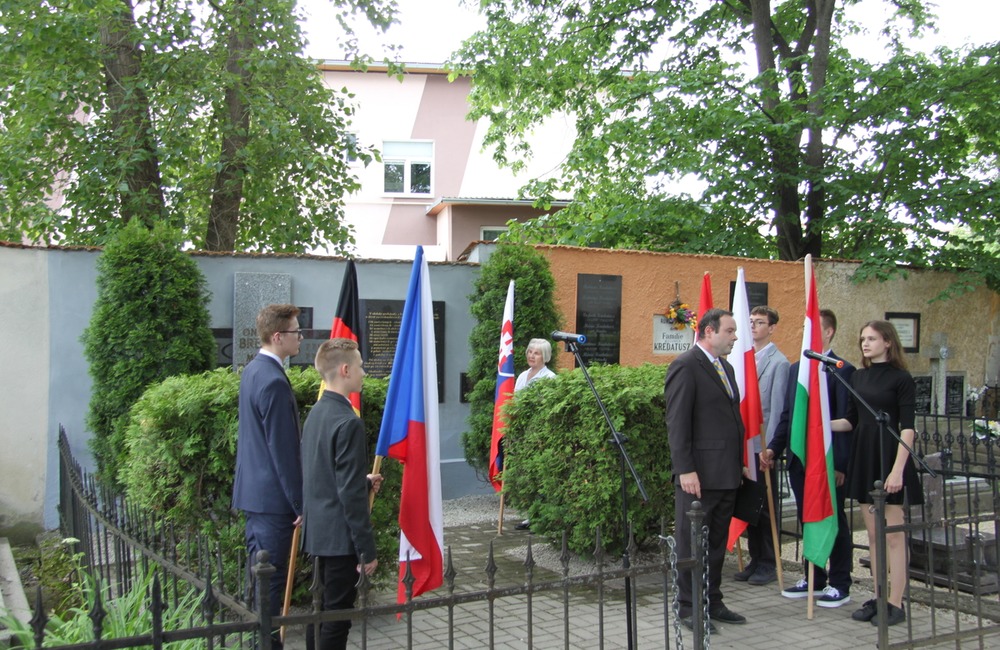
[322,260,362,413]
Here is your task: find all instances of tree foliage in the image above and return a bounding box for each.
[82,222,215,482]
[452,1,999,290]
[463,244,561,477]
[0,0,396,252]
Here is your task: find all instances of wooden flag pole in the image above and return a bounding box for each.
[807,560,816,620]
[497,492,506,536]
[368,456,383,511]
[279,525,301,643]
[735,538,744,571]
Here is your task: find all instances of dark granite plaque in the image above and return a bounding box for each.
[914,376,932,415]
[212,328,234,368]
[361,299,445,400]
[946,375,965,416]
[729,281,769,311]
[575,274,622,366]
[289,329,331,369]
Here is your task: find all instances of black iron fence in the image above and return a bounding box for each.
[11,420,1000,649]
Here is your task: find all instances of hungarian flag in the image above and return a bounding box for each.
[374,246,444,602]
[489,280,516,491]
[320,260,362,412]
[790,255,837,566]
[695,272,713,342]
[727,267,764,549]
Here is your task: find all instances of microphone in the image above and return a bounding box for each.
[803,349,845,368]
[551,330,587,344]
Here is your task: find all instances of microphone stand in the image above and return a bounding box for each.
[563,340,648,650]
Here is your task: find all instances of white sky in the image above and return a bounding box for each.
[299,0,998,64]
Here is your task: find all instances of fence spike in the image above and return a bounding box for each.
[485,539,497,588]
[90,579,107,640]
[30,586,48,649]
[444,546,457,591]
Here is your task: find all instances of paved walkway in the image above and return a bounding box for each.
[285,502,999,649]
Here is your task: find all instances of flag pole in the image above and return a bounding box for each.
[279,525,301,643]
[497,492,506,536]
[368,455,383,511]
[761,457,784,590]
[807,560,816,619]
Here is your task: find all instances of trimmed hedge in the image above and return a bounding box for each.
[502,363,674,555]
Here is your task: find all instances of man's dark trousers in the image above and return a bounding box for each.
[246,511,296,649]
[305,556,359,650]
[674,485,737,615]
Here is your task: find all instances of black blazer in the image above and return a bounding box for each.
[664,346,745,491]
[301,391,377,562]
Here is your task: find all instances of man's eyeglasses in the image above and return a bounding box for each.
[278,330,304,339]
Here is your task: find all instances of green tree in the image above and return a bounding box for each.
[0,0,396,252]
[453,1,999,289]
[82,222,215,482]
[463,244,561,477]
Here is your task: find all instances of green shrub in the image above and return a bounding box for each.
[463,244,561,477]
[503,363,674,556]
[82,221,215,485]
[119,365,401,588]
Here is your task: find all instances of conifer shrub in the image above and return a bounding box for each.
[502,363,674,555]
[463,244,561,477]
[81,222,215,484]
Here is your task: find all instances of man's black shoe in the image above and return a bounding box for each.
[709,605,747,624]
[747,565,777,586]
[680,616,717,633]
[733,562,757,581]
[514,519,531,531]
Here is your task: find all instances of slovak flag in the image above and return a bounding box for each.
[375,246,444,602]
[489,280,516,491]
[727,267,764,550]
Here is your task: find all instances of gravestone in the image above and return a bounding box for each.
[232,272,292,369]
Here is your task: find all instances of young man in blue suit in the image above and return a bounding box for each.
[665,308,747,629]
[762,309,855,608]
[232,304,304,647]
[302,338,381,650]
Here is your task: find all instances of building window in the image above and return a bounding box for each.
[383,140,433,195]
[345,132,359,164]
[481,227,509,242]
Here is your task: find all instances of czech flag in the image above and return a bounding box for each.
[727,267,764,549]
[489,280,516,492]
[321,260,362,412]
[375,246,444,602]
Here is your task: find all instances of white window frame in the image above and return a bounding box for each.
[382,140,433,196]
[480,226,509,242]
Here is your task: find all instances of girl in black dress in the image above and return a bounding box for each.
[831,320,920,627]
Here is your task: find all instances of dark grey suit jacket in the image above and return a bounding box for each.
[664,345,745,491]
[301,391,377,562]
[232,353,302,515]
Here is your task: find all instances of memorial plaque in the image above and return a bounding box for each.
[361,299,445,400]
[729,281,769,310]
[232,272,292,369]
[289,329,331,369]
[915,376,932,415]
[212,328,233,368]
[575,274,622,365]
[946,375,965,416]
[652,314,694,355]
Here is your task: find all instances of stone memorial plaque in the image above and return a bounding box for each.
[729,281,768,310]
[232,272,292,369]
[361,299,445,400]
[575,274,622,365]
[652,314,695,355]
[289,328,332,368]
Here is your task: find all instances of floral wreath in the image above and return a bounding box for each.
[664,299,697,331]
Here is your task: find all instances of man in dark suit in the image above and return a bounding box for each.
[762,309,855,608]
[232,304,304,646]
[302,338,380,650]
[665,307,746,628]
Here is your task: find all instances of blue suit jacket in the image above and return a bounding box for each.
[232,353,303,516]
[770,351,856,473]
